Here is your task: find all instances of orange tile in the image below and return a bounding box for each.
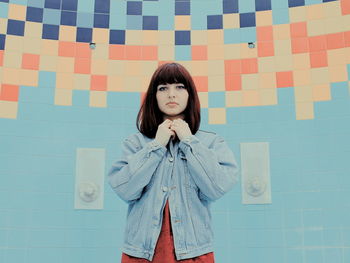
[192,76,208,92]
[0,84,19,101]
[257,26,273,41]
[290,22,308,38]
[74,58,91,74]
[109,45,125,60]
[142,46,158,60]
[241,58,258,74]
[192,45,207,60]
[258,41,274,57]
[309,35,327,52]
[76,43,92,58]
[125,45,142,60]
[310,51,328,68]
[0,50,3,66]
[225,59,241,74]
[345,31,350,47]
[276,71,294,88]
[225,74,241,91]
[58,41,76,57]
[91,75,107,91]
[291,38,309,54]
[22,53,40,70]
[341,0,350,15]
[326,32,345,49]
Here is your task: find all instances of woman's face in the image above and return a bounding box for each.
[156,83,189,120]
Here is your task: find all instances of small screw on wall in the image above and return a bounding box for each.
[248,42,255,48]
[89,42,96,50]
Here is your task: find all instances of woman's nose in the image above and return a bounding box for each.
[168,87,176,97]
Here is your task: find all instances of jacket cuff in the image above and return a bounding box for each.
[147,139,167,155]
[178,135,199,152]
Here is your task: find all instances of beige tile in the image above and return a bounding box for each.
[57,57,74,73]
[306,4,325,20]
[260,88,277,105]
[208,60,224,76]
[258,57,275,73]
[73,74,90,90]
[158,45,174,60]
[259,72,276,89]
[22,37,42,54]
[207,30,223,45]
[274,40,292,56]
[190,61,208,75]
[5,35,23,52]
[208,108,226,124]
[41,40,58,56]
[224,44,240,59]
[2,68,21,85]
[256,10,272,26]
[274,55,293,71]
[191,30,207,45]
[55,88,72,106]
[294,86,313,102]
[273,24,290,40]
[175,15,191,30]
[39,55,57,71]
[295,101,314,120]
[56,72,74,90]
[59,26,76,42]
[307,19,325,36]
[92,28,109,44]
[158,31,174,45]
[223,14,239,29]
[328,49,348,66]
[242,74,259,90]
[91,59,108,75]
[312,84,331,101]
[123,76,143,92]
[208,75,225,91]
[141,61,158,76]
[310,68,329,85]
[91,43,109,59]
[108,60,126,76]
[226,91,242,107]
[240,43,257,58]
[0,101,18,119]
[107,76,124,92]
[242,90,260,106]
[293,53,310,69]
[3,51,22,68]
[90,91,107,107]
[323,1,341,17]
[198,92,208,108]
[8,4,26,20]
[0,18,8,34]
[208,44,224,60]
[125,61,142,76]
[24,22,42,39]
[324,17,344,34]
[329,65,348,82]
[126,30,143,45]
[293,69,311,86]
[289,6,307,23]
[143,30,158,45]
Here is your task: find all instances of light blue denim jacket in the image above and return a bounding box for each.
[108,130,239,261]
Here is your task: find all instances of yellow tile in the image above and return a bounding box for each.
[158,45,174,60]
[3,51,22,68]
[293,69,311,86]
[293,53,310,69]
[5,35,23,52]
[126,30,143,45]
[274,55,293,71]
[324,17,344,34]
[208,60,224,76]
[274,40,291,56]
[223,14,239,29]
[323,1,341,18]
[159,31,174,45]
[256,10,272,27]
[240,43,257,58]
[125,61,141,76]
[107,75,124,92]
[191,30,207,45]
[226,91,242,107]
[55,88,72,106]
[343,15,350,31]
[224,44,240,59]
[8,4,26,20]
[295,101,314,120]
[294,86,313,102]
[306,4,325,20]
[90,91,107,107]
[175,15,191,30]
[39,55,57,71]
[92,28,109,44]
[198,92,208,108]
[310,68,329,85]
[91,59,108,75]
[56,72,74,90]
[24,22,42,39]
[190,61,208,75]
[178,61,191,73]
[2,68,21,85]
[91,43,108,59]
[289,6,307,23]
[312,84,331,101]
[22,37,42,54]
[143,30,158,45]
[208,75,225,91]
[59,25,77,42]
[259,72,276,89]
[0,101,18,119]
[108,60,126,76]
[73,74,90,90]
[242,90,260,106]
[307,19,325,36]
[260,88,277,105]
[41,40,58,56]
[241,74,259,90]
[141,61,158,76]
[57,57,74,73]
[20,69,38,86]
[208,108,226,124]
[123,76,142,92]
[273,24,290,40]
[328,49,348,66]
[329,65,348,82]
[141,76,150,93]
[0,18,7,34]
[208,44,224,60]
[207,30,223,45]
[258,57,276,73]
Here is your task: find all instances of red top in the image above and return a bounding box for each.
[121,200,215,262]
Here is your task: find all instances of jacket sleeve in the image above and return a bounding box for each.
[108,138,166,203]
[178,134,239,202]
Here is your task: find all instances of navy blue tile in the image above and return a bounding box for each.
[223,0,238,14]
[255,0,271,11]
[0,0,9,2]
[127,1,142,15]
[0,34,5,50]
[143,0,158,1]
[239,12,256,28]
[288,0,305,7]
[42,24,59,40]
[61,11,77,26]
[94,14,109,28]
[45,0,60,9]
[26,7,43,22]
[7,20,25,36]
[143,16,158,30]
[207,15,223,30]
[62,0,77,11]
[95,0,110,13]
[323,0,337,2]
[175,31,191,45]
[76,27,92,43]
[175,1,190,15]
[109,30,125,44]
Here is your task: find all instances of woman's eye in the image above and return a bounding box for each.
[158,87,166,91]
[177,85,185,89]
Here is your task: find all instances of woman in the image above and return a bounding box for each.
[108,63,239,262]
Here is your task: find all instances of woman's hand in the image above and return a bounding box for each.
[170,119,192,141]
[155,119,175,146]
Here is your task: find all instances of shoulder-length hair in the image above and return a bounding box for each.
[136,63,201,138]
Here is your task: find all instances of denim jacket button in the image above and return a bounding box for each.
[162,186,168,192]
[169,157,174,162]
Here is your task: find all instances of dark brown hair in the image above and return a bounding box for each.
[136,63,201,138]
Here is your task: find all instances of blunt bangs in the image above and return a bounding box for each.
[153,63,190,89]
